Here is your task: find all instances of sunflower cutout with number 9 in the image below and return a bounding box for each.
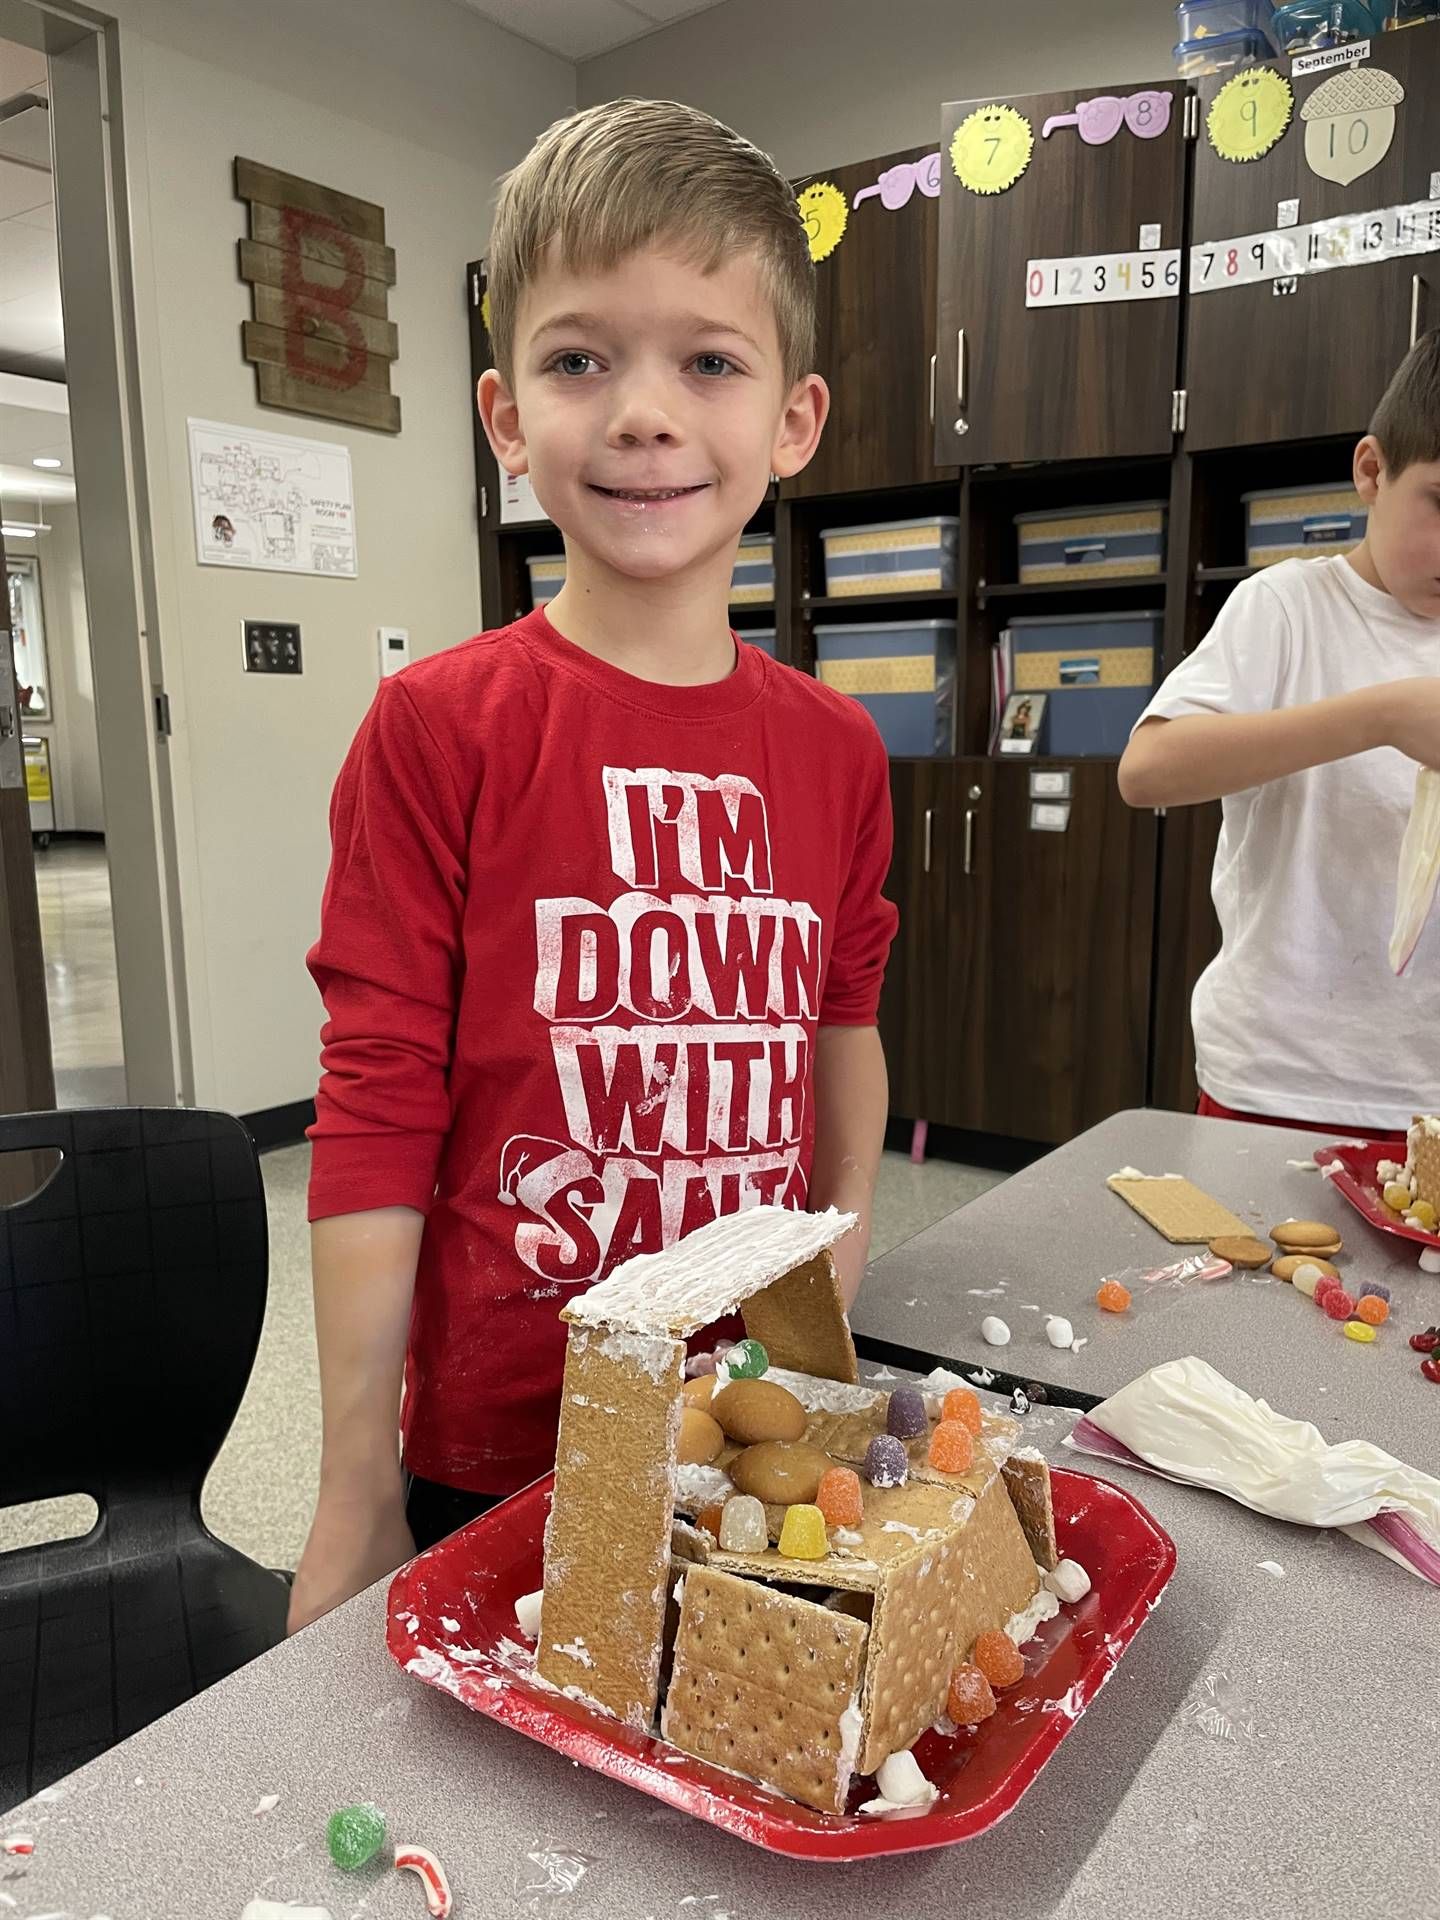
[795,180,848,263]
[950,102,1034,196]
[1208,68,1293,165]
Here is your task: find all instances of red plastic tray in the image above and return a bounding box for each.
[1313,1142,1440,1253]
[386,1465,1176,1860]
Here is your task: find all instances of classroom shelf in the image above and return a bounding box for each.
[975,574,1167,609]
[1193,564,1260,587]
[798,589,959,615]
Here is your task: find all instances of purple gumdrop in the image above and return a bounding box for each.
[864,1433,909,1489]
[1359,1284,1391,1305]
[886,1386,927,1440]
[684,1351,717,1378]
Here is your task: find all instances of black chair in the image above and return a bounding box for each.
[0,1107,291,1809]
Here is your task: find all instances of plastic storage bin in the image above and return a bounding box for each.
[1242,484,1367,566]
[1175,0,1278,41]
[730,534,775,606]
[815,619,956,756]
[742,627,778,658]
[1174,25,1277,70]
[1270,0,1377,47]
[1015,502,1167,583]
[820,516,960,598]
[1007,611,1161,758]
[527,553,566,605]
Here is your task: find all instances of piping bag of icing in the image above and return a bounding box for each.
[1064,1356,1440,1585]
[1389,765,1440,976]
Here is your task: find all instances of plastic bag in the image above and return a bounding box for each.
[1390,765,1440,976]
[1096,1251,1239,1313]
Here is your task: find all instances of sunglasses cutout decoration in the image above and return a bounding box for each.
[852,151,942,211]
[1042,90,1172,145]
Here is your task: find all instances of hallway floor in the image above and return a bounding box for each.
[33,838,126,1107]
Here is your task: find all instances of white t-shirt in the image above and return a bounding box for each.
[1138,554,1439,1129]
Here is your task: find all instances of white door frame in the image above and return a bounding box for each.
[0,0,192,1105]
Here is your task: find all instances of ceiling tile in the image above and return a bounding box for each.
[0,160,51,222]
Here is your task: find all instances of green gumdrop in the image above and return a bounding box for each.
[726,1338,769,1379]
[326,1802,386,1870]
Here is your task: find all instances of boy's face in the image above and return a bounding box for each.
[1354,435,1440,618]
[479,243,827,591]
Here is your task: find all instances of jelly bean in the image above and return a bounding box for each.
[1343,1320,1376,1343]
[778,1503,828,1560]
[1409,1328,1440,1353]
[1421,1356,1440,1384]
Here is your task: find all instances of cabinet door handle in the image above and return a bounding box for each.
[923,807,933,874]
[955,328,967,414]
[928,352,936,426]
[1412,273,1426,349]
[963,807,976,876]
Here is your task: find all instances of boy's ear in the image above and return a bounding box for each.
[1353,432,1385,504]
[477,369,529,476]
[769,374,830,481]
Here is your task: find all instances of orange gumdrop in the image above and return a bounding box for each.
[1356,1294,1390,1326]
[946,1662,997,1727]
[972,1628,1025,1690]
[1096,1279,1132,1313]
[815,1466,864,1528]
[695,1503,725,1540]
[942,1387,983,1434]
[928,1419,975,1474]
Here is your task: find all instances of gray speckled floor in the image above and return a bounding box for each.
[0,1144,1005,1569]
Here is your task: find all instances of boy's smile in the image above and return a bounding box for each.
[480,246,826,607]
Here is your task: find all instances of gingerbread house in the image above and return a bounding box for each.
[1409,1117,1440,1212]
[535,1205,1058,1814]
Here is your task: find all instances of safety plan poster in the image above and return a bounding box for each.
[188,418,358,577]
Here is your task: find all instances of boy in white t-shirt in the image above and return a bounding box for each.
[1119,332,1440,1139]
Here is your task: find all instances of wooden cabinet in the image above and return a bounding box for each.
[877,760,956,1122]
[935,83,1188,467]
[1185,34,1440,450]
[787,146,956,499]
[883,760,1157,1143]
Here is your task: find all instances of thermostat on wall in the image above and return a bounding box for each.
[379,627,410,677]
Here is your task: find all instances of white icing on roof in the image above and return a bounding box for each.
[565,1205,856,1335]
[766,1367,885,1415]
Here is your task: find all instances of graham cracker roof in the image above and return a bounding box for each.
[563,1204,857,1336]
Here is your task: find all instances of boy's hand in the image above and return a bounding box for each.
[1378,677,1440,770]
[287,1484,415,1634]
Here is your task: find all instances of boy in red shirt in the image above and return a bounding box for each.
[289,99,899,1629]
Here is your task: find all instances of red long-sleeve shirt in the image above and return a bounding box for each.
[306,608,898,1494]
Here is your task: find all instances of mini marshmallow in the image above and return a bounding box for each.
[1420,1248,1440,1275]
[514,1588,544,1640]
[981,1316,1011,1347]
[1044,1315,1074,1349]
[1044,1559,1092,1604]
[874,1749,939,1807]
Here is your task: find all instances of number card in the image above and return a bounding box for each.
[1025,248,1182,307]
[1190,196,1440,294]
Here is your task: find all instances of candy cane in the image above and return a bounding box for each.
[394,1843,453,1918]
[1,1835,34,1856]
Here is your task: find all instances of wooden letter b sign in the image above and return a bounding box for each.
[235,158,401,434]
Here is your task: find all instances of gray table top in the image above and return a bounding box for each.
[6,1111,1439,1920]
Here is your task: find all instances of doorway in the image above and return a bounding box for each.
[0,0,190,1116]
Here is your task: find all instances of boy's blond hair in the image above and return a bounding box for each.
[486,98,815,389]
[1370,328,1440,475]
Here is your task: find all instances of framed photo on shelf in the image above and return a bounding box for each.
[998,691,1045,755]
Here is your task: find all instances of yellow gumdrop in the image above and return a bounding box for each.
[1343,1320,1377,1344]
[1383,1182,1412,1212]
[1409,1200,1438,1231]
[778,1503,829,1560]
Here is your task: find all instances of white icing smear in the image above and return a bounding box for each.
[241,1905,336,1920]
[1004,1585,1061,1645]
[767,1367,885,1415]
[672,1462,734,1509]
[568,1204,856,1334]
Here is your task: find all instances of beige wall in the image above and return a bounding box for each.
[29,500,104,834]
[93,0,574,1114]
[580,0,1178,176]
